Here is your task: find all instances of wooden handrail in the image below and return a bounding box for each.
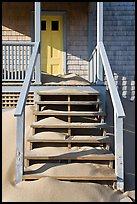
[98,42,125,118]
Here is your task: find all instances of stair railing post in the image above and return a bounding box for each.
[114,110,124,192]
[16,110,25,184]
[97,2,103,84]
[34,2,41,84]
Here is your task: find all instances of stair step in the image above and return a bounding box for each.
[23,162,116,181]
[31,117,107,129]
[28,133,111,144]
[37,88,100,96]
[35,101,100,105]
[25,146,114,161]
[33,110,106,117]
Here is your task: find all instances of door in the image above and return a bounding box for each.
[41,15,63,75]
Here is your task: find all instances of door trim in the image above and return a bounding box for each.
[31,11,67,74]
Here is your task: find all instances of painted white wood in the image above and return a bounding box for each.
[16,111,25,184]
[97,2,103,43]
[3,45,6,80]
[18,46,21,80]
[93,50,97,83]
[2,42,35,46]
[114,111,124,191]
[11,46,14,80]
[15,46,17,80]
[99,42,125,118]
[14,42,39,116]
[97,2,103,83]
[21,46,24,79]
[25,46,27,80]
[2,43,35,81]
[34,2,41,84]
[88,46,97,83]
[8,46,10,79]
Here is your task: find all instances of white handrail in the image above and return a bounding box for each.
[98,42,125,118]
[14,42,39,116]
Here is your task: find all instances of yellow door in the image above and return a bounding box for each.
[41,15,63,75]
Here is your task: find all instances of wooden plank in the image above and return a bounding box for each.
[27,135,111,143]
[23,175,116,181]
[35,101,100,105]
[31,122,107,129]
[25,146,114,161]
[25,154,114,161]
[33,110,106,116]
[37,91,100,96]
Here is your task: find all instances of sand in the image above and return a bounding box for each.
[29,131,67,140]
[2,106,134,202]
[41,72,91,85]
[24,162,116,178]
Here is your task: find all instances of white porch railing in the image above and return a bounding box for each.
[89,42,125,191]
[2,42,35,81]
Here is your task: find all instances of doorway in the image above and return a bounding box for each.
[41,15,64,75]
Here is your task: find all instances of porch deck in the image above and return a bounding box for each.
[2,73,92,86]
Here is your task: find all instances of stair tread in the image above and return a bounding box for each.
[31,117,107,128]
[23,162,116,180]
[28,133,111,143]
[25,146,114,160]
[34,110,106,116]
[37,88,100,96]
[35,101,100,105]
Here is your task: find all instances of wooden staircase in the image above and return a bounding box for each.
[23,87,117,187]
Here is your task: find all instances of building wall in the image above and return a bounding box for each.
[2,2,135,98]
[2,2,33,41]
[103,2,135,101]
[2,2,89,80]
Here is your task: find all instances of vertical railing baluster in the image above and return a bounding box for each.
[11,45,14,80]
[18,46,21,80]
[95,49,97,83]
[4,45,6,80]
[31,45,35,80]
[93,51,96,83]
[22,46,24,79]
[15,45,17,80]
[25,46,27,79]
[8,45,10,80]
[91,57,94,83]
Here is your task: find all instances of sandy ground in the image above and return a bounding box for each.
[2,106,135,202]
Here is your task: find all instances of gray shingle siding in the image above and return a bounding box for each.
[104,2,135,101]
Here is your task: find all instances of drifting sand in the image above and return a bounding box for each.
[29,131,67,140]
[41,73,91,85]
[24,162,116,179]
[2,106,134,202]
